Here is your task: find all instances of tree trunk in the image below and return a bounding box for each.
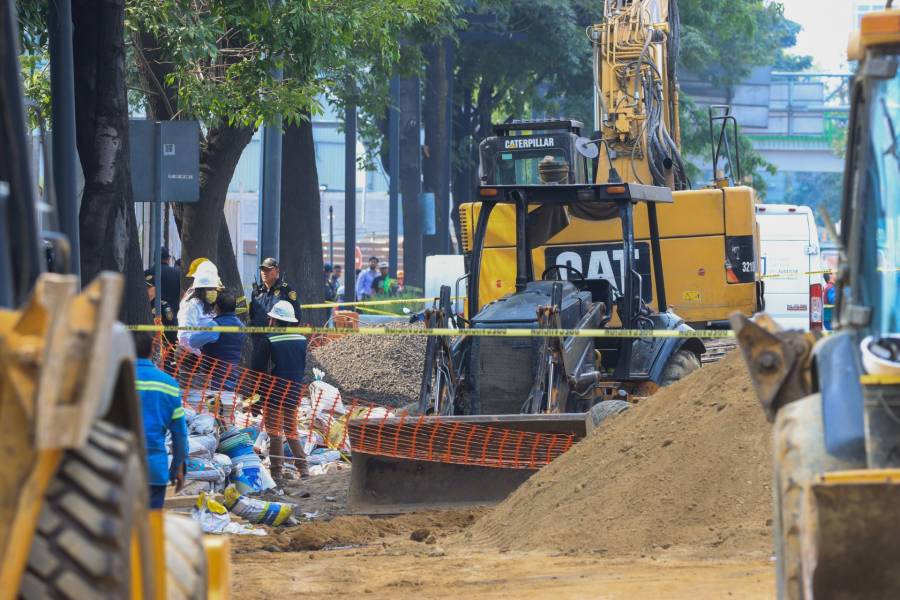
[450,86,474,249]
[280,117,327,325]
[399,76,423,289]
[72,0,146,323]
[422,43,450,258]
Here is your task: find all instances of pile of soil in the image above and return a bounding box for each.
[308,323,426,407]
[469,351,773,559]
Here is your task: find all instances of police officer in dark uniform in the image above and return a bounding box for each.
[249,257,300,327]
[251,300,309,482]
[145,273,177,344]
[144,246,181,311]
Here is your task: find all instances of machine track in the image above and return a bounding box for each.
[700,338,738,365]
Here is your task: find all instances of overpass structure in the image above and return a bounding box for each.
[681,68,851,204]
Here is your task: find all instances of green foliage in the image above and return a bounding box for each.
[19,53,50,131]
[679,0,802,87]
[127,0,452,127]
[780,171,843,225]
[824,112,849,158]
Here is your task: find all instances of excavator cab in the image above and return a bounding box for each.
[479,119,594,186]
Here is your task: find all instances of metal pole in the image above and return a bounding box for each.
[328,204,334,265]
[153,122,162,320]
[48,0,80,279]
[258,0,283,263]
[388,76,400,276]
[344,100,357,302]
[258,114,283,262]
[441,40,454,254]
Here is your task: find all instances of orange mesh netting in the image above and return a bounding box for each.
[150,335,575,469]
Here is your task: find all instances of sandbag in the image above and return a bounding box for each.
[189,433,217,459]
[185,457,225,483]
[189,413,217,436]
[222,484,295,526]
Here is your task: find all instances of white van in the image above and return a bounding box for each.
[756,204,825,331]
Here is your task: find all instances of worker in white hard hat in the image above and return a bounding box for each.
[251,300,309,483]
[176,260,223,354]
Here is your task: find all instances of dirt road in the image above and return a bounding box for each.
[234,544,772,599]
[231,507,773,599]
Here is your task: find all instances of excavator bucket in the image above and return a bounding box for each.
[801,470,900,598]
[347,413,591,514]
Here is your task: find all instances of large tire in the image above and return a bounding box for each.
[20,421,154,599]
[771,394,862,600]
[590,400,631,427]
[164,514,209,600]
[658,348,701,387]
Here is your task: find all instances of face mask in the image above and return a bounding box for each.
[204,290,219,304]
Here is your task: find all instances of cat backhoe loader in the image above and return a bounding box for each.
[731,7,900,598]
[0,1,228,597]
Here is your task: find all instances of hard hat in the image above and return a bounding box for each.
[187,257,210,277]
[192,271,222,289]
[378,261,389,269]
[267,300,298,323]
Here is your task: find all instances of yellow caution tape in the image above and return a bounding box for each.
[355,305,403,317]
[760,266,899,280]
[127,324,736,339]
[760,268,834,280]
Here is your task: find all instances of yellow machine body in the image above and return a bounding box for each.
[0,274,230,599]
[460,185,759,323]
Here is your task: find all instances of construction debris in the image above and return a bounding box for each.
[308,323,426,407]
[468,351,773,559]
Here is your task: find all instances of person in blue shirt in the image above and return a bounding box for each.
[251,300,309,482]
[134,331,188,508]
[355,256,380,300]
[197,290,246,394]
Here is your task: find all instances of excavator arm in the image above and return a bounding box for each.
[590,0,689,189]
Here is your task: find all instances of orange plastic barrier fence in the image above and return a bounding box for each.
[348,417,575,469]
[150,335,576,469]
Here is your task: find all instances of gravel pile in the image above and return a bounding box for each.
[308,323,426,407]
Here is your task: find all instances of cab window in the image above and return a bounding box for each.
[859,55,900,333]
[495,149,568,185]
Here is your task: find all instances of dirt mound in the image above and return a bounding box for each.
[308,323,425,407]
[468,351,773,559]
[233,510,481,553]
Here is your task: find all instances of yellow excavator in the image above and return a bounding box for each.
[0,1,228,597]
[460,0,761,327]
[732,7,900,598]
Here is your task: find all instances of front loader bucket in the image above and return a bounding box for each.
[802,470,900,598]
[347,414,590,514]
